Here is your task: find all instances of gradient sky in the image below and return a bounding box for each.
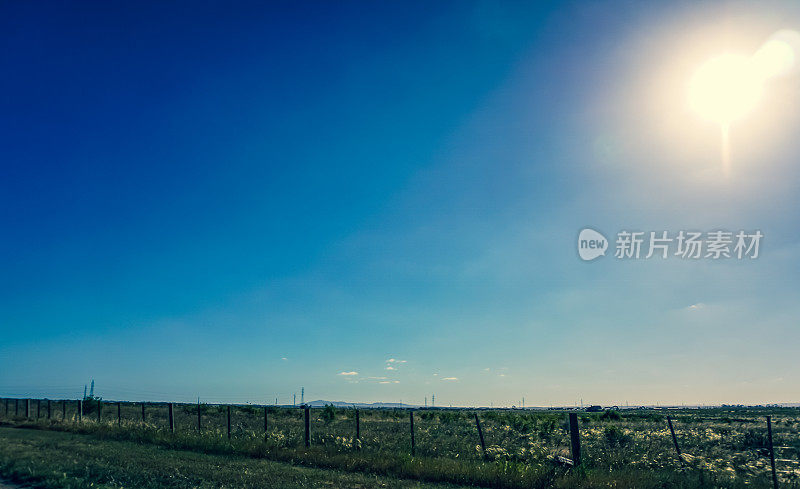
[2,0,800,407]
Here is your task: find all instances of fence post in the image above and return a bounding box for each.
[15,398,18,417]
[97,400,102,423]
[667,416,682,460]
[117,402,121,427]
[304,406,310,448]
[197,401,201,434]
[568,412,581,466]
[4,399,7,416]
[227,405,231,439]
[47,399,51,420]
[25,399,30,419]
[37,399,41,419]
[78,399,82,422]
[62,400,66,420]
[409,410,416,457]
[168,403,174,433]
[767,416,779,489]
[264,406,274,442]
[355,409,360,449]
[475,412,487,460]
[141,403,146,423]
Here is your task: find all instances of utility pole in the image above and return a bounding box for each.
[424,396,427,407]
[431,394,435,407]
[83,385,87,399]
[301,387,304,405]
[89,380,95,398]
[293,394,296,406]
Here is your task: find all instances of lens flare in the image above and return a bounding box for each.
[688,53,763,125]
[687,29,800,176]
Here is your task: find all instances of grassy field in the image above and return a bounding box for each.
[1,401,799,488]
[0,427,469,489]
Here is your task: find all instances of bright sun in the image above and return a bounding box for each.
[686,30,800,175]
[688,53,763,126]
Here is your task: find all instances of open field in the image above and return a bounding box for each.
[0,427,468,489]
[1,400,799,488]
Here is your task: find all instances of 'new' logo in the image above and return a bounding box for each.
[578,228,608,261]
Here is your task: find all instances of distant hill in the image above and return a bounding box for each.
[306,400,419,409]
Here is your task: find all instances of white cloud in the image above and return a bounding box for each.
[338,371,358,376]
[379,381,391,384]
[687,303,706,310]
[385,366,396,370]
[281,357,288,361]
[441,377,459,381]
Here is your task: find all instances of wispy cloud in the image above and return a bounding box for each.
[687,303,706,310]
[442,377,459,381]
[385,358,407,371]
[338,371,358,376]
[281,357,288,361]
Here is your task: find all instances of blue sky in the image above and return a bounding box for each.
[2,0,800,407]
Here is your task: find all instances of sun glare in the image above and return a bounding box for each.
[688,54,763,125]
[687,29,800,176]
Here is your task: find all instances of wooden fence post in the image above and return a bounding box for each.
[117,402,121,427]
[141,403,146,423]
[667,416,682,459]
[227,405,232,439]
[475,412,487,460]
[15,398,18,417]
[568,413,581,466]
[409,410,416,457]
[4,399,7,416]
[97,400,102,423]
[47,399,51,420]
[197,401,201,434]
[77,399,82,422]
[168,403,174,433]
[355,409,360,449]
[304,406,310,448]
[62,400,66,420]
[37,399,41,419]
[25,399,30,419]
[767,416,779,489]
[264,406,274,442]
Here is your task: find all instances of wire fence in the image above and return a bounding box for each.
[1,397,798,487]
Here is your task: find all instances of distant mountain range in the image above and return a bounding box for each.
[306,400,419,408]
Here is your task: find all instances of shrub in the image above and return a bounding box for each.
[321,404,336,423]
[600,410,621,421]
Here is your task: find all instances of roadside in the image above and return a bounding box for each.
[0,427,469,489]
